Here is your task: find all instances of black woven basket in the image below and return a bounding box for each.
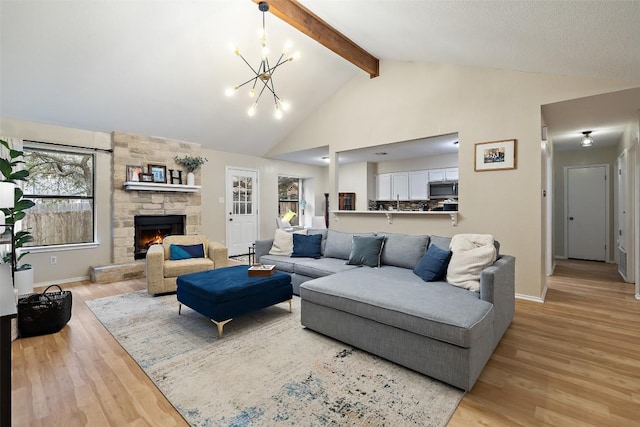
[17,284,73,337]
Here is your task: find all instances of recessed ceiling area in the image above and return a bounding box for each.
[271,133,459,166]
[543,87,640,152]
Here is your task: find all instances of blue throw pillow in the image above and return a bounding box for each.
[347,235,386,267]
[170,243,205,260]
[413,244,452,282]
[291,233,323,258]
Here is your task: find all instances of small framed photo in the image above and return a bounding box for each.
[474,139,517,172]
[148,164,167,183]
[140,173,154,182]
[126,165,143,182]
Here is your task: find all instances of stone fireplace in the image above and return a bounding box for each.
[111,131,202,264]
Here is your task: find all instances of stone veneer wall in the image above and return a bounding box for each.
[112,131,202,264]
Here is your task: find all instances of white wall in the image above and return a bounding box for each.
[338,162,370,210]
[267,60,638,298]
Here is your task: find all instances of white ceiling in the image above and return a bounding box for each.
[543,87,640,152]
[1,1,639,161]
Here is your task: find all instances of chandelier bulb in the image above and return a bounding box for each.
[225,86,238,97]
[247,103,258,117]
[288,51,301,62]
[274,107,283,120]
[280,100,291,112]
[261,46,270,58]
[249,88,256,98]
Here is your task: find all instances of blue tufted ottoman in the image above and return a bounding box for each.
[176,265,293,337]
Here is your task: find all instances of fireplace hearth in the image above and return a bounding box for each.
[134,215,185,260]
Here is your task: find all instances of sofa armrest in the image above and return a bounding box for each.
[254,238,274,262]
[208,241,228,268]
[146,244,165,294]
[480,254,515,344]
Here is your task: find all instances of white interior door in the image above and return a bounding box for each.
[226,168,258,256]
[566,165,608,261]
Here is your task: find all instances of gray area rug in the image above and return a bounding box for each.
[86,291,463,427]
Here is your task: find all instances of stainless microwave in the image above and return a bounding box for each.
[429,181,458,199]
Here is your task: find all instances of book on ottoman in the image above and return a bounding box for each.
[248,264,276,277]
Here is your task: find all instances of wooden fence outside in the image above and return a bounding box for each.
[22,202,93,246]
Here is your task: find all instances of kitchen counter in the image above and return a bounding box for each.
[330,210,458,226]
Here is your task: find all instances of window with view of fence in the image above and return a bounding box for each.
[278,176,300,226]
[22,146,95,246]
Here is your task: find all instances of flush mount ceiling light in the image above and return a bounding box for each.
[581,131,594,148]
[225,1,300,120]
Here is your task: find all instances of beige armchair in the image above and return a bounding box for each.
[146,235,228,295]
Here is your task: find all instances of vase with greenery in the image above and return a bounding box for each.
[175,155,207,186]
[0,139,35,275]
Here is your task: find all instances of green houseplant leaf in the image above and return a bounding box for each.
[0,138,34,272]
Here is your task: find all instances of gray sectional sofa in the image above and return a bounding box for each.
[254,229,515,390]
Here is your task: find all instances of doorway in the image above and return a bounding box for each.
[226,167,258,256]
[564,165,609,261]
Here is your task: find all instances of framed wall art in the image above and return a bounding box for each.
[148,164,167,183]
[474,139,517,172]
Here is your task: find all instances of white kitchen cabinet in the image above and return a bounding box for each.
[428,169,445,182]
[429,168,458,182]
[376,173,392,200]
[391,172,409,200]
[445,168,459,181]
[409,170,429,200]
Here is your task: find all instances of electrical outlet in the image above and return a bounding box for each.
[50,256,57,265]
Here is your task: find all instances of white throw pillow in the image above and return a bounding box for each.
[446,234,497,292]
[269,228,307,256]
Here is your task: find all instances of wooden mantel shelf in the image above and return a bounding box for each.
[123,181,201,193]
[331,210,459,226]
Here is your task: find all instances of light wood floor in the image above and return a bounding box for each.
[11,259,639,426]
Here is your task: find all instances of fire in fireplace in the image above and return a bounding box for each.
[134,215,185,259]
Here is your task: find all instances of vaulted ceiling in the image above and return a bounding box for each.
[1,1,639,159]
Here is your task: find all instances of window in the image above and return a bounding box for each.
[278,176,300,226]
[22,146,95,246]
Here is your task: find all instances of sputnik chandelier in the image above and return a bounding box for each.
[225,1,300,120]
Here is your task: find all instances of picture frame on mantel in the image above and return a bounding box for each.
[140,173,154,182]
[148,164,167,183]
[474,139,517,172]
[126,164,143,182]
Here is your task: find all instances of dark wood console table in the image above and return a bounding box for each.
[0,273,16,427]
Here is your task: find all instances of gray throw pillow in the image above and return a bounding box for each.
[347,235,386,267]
[379,233,430,269]
[324,230,374,260]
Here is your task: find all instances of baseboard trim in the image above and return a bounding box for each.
[35,276,90,289]
[515,293,545,303]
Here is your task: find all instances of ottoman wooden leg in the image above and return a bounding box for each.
[178,303,182,315]
[287,299,292,313]
[211,318,233,337]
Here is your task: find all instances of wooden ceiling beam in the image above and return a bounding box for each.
[252,0,379,78]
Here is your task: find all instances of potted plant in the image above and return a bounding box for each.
[0,139,35,295]
[174,155,208,186]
